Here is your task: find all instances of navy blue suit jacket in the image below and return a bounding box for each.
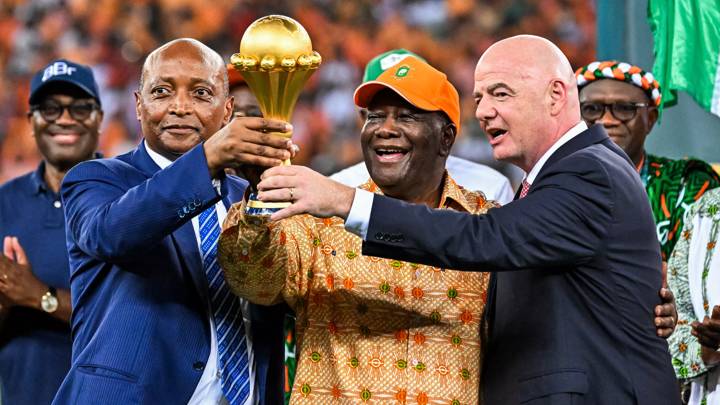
[53,142,284,404]
[362,125,680,404]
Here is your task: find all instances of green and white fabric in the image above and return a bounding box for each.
[668,189,720,404]
[648,0,720,117]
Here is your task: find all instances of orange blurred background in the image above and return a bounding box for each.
[0,0,596,183]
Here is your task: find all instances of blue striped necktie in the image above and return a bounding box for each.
[199,206,251,404]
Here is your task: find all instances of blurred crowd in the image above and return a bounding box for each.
[0,0,595,183]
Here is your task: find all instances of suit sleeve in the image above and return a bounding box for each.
[61,144,224,262]
[363,155,613,272]
[218,203,314,308]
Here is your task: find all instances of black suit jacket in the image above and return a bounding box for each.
[362,125,680,404]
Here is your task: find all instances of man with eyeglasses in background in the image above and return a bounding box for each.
[0,59,102,404]
[576,60,720,264]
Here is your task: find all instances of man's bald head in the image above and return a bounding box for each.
[140,38,229,97]
[478,35,577,100]
[484,36,573,76]
[472,35,581,171]
[134,37,234,162]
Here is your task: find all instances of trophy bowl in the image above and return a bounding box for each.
[230,15,321,218]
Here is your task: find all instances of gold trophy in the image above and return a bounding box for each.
[230,15,321,217]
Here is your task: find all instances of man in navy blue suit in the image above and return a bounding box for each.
[254,35,681,404]
[54,38,291,404]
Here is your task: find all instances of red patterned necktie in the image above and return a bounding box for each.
[519,179,531,199]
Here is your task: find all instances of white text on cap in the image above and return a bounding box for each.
[42,62,77,82]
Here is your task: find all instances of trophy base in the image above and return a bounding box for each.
[244,193,290,224]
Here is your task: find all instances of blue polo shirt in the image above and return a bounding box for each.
[0,162,72,404]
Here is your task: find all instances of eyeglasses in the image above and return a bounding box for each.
[580,102,652,122]
[30,101,99,122]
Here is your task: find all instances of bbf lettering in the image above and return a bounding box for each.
[42,62,77,82]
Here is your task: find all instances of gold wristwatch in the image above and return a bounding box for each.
[41,287,59,313]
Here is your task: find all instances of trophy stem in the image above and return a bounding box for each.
[244,129,292,220]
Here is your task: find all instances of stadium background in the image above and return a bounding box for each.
[0,0,716,186]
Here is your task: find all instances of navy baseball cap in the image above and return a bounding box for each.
[29,59,101,106]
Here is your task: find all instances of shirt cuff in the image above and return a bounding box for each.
[344,188,373,240]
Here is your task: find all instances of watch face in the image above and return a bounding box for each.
[41,293,59,313]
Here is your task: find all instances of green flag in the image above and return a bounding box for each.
[648,0,720,117]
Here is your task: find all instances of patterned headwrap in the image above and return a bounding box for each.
[575,60,662,107]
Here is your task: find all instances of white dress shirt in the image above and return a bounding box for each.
[344,121,588,239]
[330,155,514,204]
[144,141,256,405]
[523,121,588,185]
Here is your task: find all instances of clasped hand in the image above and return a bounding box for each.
[203,116,297,188]
[256,165,356,221]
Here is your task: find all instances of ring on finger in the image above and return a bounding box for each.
[289,187,295,201]
[2,273,6,280]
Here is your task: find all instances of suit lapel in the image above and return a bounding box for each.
[127,140,162,177]
[492,126,609,336]
[534,124,610,184]
[172,221,209,300]
[513,187,522,201]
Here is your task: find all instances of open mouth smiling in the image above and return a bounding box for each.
[374,146,409,163]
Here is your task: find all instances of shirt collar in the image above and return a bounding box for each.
[144,139,173,170]
[30,160,48,194]
[30,153,104,194]
[524,120,588,185]
[359,170,476,213]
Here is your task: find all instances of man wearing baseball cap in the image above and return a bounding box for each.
[219,55,496,404]
[256,36,684,404]
[0,58,103,404]
[331,49,514,204]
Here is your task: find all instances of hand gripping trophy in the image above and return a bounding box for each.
[230,15,321,218]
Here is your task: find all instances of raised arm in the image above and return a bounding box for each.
[363,157,612,271]
[62,144,223,262]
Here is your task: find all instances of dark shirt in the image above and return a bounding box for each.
[0,162,71,404]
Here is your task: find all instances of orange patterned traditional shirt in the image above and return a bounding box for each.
[219,173,496,405]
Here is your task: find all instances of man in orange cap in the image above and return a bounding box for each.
[219,56,496,404]
[253,36,681,404]
[330,49,514,203]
